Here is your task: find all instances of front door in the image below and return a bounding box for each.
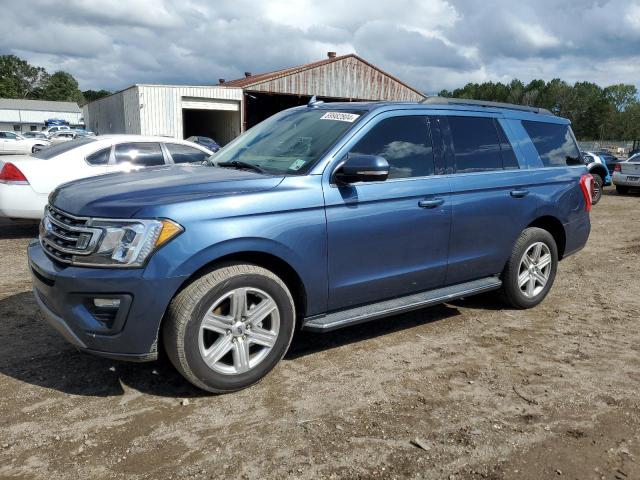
[324,113,451,311]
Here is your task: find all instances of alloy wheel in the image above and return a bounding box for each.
[198,287,280,375]
[517,242,552,298]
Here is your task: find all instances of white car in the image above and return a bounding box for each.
[22,131,50,140]
[612,153,640,194]
[0,135,213,219]
[49,130,78,145]
[43,125,71,137]
[0,131,51,154]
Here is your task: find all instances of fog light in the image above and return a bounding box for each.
[93,298,121,309]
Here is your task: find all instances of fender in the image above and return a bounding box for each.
[144,236,328,317]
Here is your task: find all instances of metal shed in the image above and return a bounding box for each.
[83,84,244,145]
[221,53,426,129]
[83,53,425,144]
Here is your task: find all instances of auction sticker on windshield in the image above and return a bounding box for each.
[320,112,360,122]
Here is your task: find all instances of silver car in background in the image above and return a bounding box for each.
[612,153,640,194]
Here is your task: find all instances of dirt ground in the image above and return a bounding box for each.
[0,190,639,480]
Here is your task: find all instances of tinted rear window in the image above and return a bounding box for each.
[32,138,96,160]
[86,147,110,165]
[522,121,582,167]
[115,142,165,166]
[448,116,503,173]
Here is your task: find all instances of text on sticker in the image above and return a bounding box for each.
[320,112,360,122]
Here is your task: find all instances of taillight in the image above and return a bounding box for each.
[614,163,621,172]
[0,163,29,184]
[579,174,594,212]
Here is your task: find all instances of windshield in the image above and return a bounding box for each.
[210,108,363,175]
[32,137,96,159]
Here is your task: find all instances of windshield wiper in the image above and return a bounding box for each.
[215,160,267,174]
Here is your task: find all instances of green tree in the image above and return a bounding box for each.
[440,77,639,140]
[41,71,84,103]
[0,54,49,98]
[82,89,111,104]
[604,84,638,112]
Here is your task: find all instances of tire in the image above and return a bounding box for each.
[500,227,558,309]
[616,185,630,195]
[591,173,603,205]
[163,264,296,393]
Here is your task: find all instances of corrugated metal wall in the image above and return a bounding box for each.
[243,56,424,101]
[83,87,140,135]
[137,85,243,138]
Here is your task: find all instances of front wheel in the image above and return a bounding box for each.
[163,264,296,393]
[616,185,630,195]
[591,174,603,205]
[500,227,558,309]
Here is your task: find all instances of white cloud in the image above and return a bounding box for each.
[0,0,638,94]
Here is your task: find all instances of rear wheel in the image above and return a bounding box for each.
[501,227,558,309]
[591,174,603,205]
[163,264,296,393]
[616,185,630,195]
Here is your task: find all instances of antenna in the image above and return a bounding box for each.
[307,95,324,107]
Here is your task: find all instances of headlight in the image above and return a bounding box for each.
[72,219,183,267]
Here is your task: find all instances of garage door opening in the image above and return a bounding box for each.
[244,92,366,130]
[182,108,240,146]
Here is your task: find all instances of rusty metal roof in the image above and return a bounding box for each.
[221,54,425,101]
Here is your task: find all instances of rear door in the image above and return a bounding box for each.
[324,112,451,310]
[442,114,538,284]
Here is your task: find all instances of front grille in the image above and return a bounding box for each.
[40,205,102,264]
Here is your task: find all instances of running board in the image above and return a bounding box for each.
[302,277,502,332]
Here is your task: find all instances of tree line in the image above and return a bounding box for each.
[2,54,638,140]
[0,55,110,106]
[439,79,640,141]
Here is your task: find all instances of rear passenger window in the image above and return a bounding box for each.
[114,143,165,167]
[448,116,503,173]
[167,144,209,164]
[349,116,434,179]
[522,121,582,167]
[86,147,110,165]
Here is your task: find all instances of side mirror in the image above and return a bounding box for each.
[333,153,389,184]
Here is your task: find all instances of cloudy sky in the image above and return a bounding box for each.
[2,0,639,94]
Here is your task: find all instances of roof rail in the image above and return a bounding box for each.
[419,96,553,115]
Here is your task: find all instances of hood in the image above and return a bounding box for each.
[49,165,284,218]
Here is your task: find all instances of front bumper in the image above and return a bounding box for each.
[612,171,640,188]
[28,240,187,361]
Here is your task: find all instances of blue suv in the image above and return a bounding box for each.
[28,98,592,392]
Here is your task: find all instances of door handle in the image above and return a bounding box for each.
[418,198,445,209]
[510,189,530,198]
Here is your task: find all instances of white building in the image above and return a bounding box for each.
[0,99,83,133]
[83,54,425,146]
[83,84,244,145]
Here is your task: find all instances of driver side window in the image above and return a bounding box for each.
[349,116,434,179]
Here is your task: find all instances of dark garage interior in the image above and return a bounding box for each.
[182,108,240,146]
[244,92,366,130]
